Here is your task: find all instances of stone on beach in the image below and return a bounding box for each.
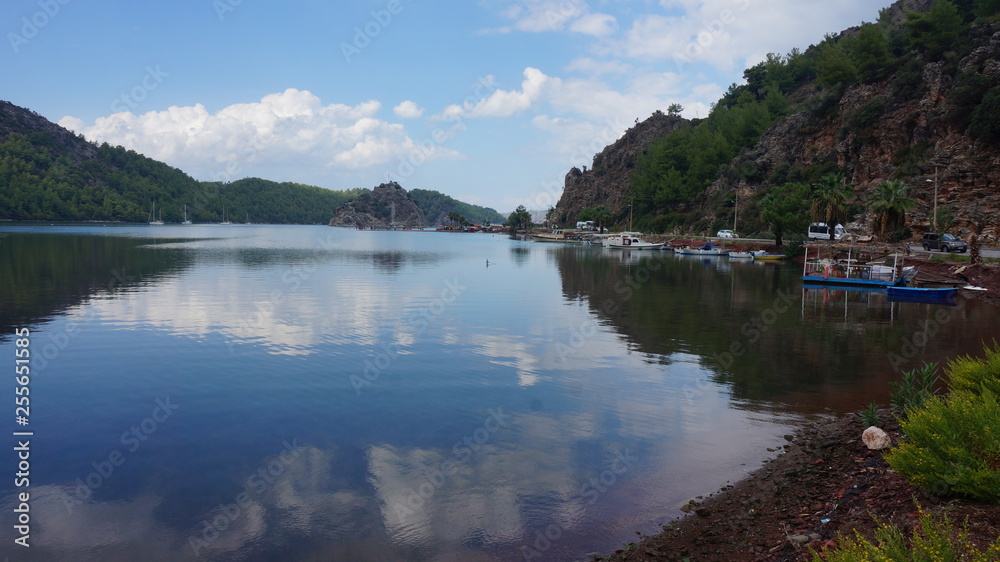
[862,426,891,450]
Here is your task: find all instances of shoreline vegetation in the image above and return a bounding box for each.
[596,341,1000,561]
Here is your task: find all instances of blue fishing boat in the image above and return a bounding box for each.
[886,286,958,300]
[801,247,912,287]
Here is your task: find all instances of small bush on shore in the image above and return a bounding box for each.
[886,389,1000,502]
[859,401,880,427]
[946,342,1000,397]
[811,508,1000,561]
[886,344,1000,502]
[889,362,940,419]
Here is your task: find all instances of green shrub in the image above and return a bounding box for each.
[969,86,1000,142]
[890,58,926,101]
[859,401,881,427]
[844,96,888,140]
[946,342,1000,396]
[886,389,1000,502]
[811,508,1000,561]
[782,239,805,259]
[891,141,932,179]
[889,362,940,419]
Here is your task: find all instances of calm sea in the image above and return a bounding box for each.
[0,225,996,561]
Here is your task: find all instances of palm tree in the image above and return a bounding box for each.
[869,180,916,241]
[591,205,612,233]
[810,173,853,240]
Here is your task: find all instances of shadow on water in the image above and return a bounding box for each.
[553,247,1000,415]
[0,233,194,340]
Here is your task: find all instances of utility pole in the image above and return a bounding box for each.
[933,167,938,232]
[733,188,738,232]
[926,168,938,231]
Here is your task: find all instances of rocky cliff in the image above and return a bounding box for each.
[328,182,427,228]
[551,111,689,224]
[553,0,1000,240]
[715,25,1000,240]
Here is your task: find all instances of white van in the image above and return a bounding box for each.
[807,223,847,240]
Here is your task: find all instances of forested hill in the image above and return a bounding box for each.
[0,101,366,223]
[554,0,1000,240]
[0,101,491,225]
[408,189,505,225]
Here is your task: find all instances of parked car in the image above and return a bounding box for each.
[922,232,967,253]
[716,229,738,238]
[807,222,847,240]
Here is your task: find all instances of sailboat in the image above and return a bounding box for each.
[182,204,192,225]
[220,206,231,225]
[148,202,164,225]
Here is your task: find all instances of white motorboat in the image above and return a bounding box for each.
[605,233,664,250]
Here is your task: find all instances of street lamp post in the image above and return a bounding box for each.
[926,168,938,231]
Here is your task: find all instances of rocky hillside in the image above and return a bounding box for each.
[716,23,1000,239]
[328,182,427,228]
[554,0,1000,240]
[551,111,689,224]
[0,101,98,159]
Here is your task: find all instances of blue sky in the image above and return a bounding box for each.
[4,0,894,212]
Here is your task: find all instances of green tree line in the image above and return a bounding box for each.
[407,189,505,225]
[0,101,501,225]
[0,131,365,223]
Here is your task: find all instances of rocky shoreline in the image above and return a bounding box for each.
[594,411,1000,561]
[591,258,1000,561]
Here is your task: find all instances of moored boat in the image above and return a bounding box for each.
[599,232,643,247]
[530,229,582,243]
[148,202,164,225]
[675,241,729,256]
[605,234,664,250]
[886,286,958,299]
[753,253,785,261]
[801,247,911,287]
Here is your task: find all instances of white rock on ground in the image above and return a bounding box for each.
[862,426,891,450]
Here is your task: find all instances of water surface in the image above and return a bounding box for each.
[0,225,996,561]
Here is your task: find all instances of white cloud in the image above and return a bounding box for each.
[440,67,549,119]
[619,14,688,61]
[505,0,586,32]
[485,0,621,36]
[568,12,617,36]
[564,57,631,76]
[59,88,458,182]
[617,0,885,72]
[393,100,424,119]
